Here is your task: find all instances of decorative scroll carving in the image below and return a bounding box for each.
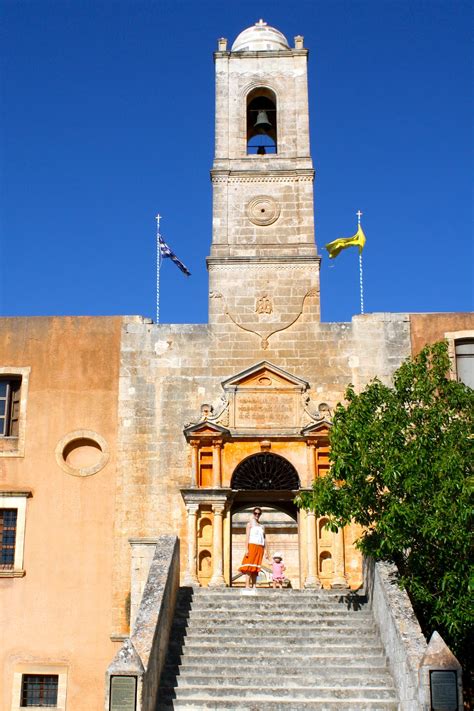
[302,395,333,425]
[209,291,223,299]
[223,287,318,350]
[208,394,230,427]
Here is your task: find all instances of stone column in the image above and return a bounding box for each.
[182,503,200,587]
[332,526,348,588]
[306,441,316,487]
[190,440,199,487]
[304,510,321,588]
[208,503,226,587]
[212,440,222,488]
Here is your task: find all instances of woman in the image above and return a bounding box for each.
[239,507,270,591]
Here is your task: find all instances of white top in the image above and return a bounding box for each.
[231,20,290,52]
[248,523,265,546]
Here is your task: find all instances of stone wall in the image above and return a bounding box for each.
[365,558,427,710]
[105,535,180,711]
[111,311,413,630]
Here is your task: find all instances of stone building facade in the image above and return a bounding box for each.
[1,20,473,711]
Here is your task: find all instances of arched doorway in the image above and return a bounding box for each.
[230,453,301,587]
[231,452,300,491]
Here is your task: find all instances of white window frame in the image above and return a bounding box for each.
[11,664,68,711]
[0,367,31,458]
[444,330,474,384]
[0,491,31,577]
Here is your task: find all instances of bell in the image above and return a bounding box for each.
[254,109,272,134]
[257,145,266,155]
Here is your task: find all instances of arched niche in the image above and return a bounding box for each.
[246,87,277,155]
[319,551,333,576]
[198,550,212,576]
[198,516,212,544]
[318,517,332,546]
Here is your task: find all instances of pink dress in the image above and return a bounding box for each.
[272,561,285,581]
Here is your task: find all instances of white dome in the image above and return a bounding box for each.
[231,19,290,52]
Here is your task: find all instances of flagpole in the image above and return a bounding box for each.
[357,210,364,314]
[156,214,162,324]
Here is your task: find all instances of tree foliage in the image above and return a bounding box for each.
[297,341,474,663]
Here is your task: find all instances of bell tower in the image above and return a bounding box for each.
[208,20,320,337]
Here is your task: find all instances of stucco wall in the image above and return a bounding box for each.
[409,312,474,354]
[0,316,122,711]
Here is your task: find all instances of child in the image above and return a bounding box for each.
[271,553,286,589]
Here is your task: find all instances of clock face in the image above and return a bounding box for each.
[246,195,281,226]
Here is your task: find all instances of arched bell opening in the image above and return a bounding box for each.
[246,87,277,155]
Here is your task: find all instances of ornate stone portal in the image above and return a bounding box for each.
[182,362,361,589]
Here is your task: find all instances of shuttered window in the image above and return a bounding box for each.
[0,377,21,436]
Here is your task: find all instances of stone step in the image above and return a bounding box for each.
[174,630,381,643]
[164,659,389,675]
[169,641,384,655]
[173,615,376,634]
[161,672,395,689]
[176,606,372,621]
[164,652,388,667]
[177,595,364,615]
[175,624,376,645]
[158,699,399,710]
[159,685,398,702]
[191,588,357,596]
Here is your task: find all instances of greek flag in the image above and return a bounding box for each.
[158,235,191,276]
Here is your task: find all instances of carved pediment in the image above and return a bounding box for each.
[301,420,333,438]
[183,420,230,442]
[222,361,309,393]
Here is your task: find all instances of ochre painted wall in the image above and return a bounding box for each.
[410,312,474,354]
[0,317,122,711]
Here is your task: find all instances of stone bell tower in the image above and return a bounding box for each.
[208,20,320,342]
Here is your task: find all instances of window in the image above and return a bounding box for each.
[11,666,67,711]
[445,331,474,389]
[21,675,58,708]
[0,508,17,569]
[455,339,474,389]
[0,367,30,457]
[0,492,30,577]
[0,377,21,437]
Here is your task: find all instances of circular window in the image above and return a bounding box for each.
[55,430,110,477]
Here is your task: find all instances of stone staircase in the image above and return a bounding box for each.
[156,587,399,710]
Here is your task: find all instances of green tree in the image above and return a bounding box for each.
[297,341,473,666]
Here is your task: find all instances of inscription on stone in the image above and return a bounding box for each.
[110,676,137,711]
[235,392,296,428]
[430,670,458,711]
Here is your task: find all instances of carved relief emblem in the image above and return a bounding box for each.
[246,195,281,226]
[255,294,273,315]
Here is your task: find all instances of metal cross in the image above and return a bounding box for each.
[356,210,363,225]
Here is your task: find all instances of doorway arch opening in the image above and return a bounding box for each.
[231,452,300,491]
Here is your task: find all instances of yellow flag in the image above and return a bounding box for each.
[325,225,366,259]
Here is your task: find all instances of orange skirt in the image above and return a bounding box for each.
[239,543,264,575]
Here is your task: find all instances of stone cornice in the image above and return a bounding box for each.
[214,49,308,60]
[207,255,321,267]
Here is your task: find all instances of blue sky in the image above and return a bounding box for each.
[1,0,472,323]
